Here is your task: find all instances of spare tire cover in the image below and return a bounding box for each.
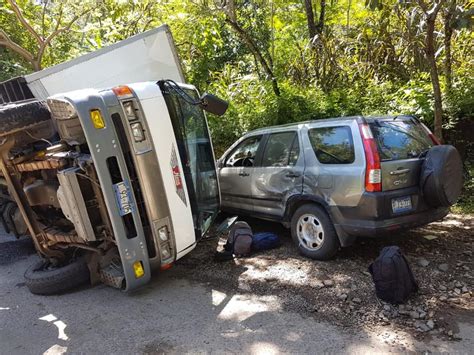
[420,145,463,207]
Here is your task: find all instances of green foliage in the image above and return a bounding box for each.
[1,0,472,187]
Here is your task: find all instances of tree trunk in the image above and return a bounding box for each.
[304,0,317,40]
[443,0,456,96]
[425,14,444,142]
[225,18,281,96]
[317,0,326,34]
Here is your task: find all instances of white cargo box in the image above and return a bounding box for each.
[25,25,185,100]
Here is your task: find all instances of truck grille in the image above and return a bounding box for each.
[110,113,156,257]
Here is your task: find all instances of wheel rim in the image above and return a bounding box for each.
[296,213,325,251]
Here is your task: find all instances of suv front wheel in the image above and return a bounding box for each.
[291,204,339,260]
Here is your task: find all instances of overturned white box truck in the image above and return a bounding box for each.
[0,25,228,294]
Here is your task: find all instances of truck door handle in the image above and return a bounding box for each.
[390,169,410,175]
[239,172,249,177]
[286,173,300,178]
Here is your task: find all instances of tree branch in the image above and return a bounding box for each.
[0,29,35,63]
[38,9,89,65]
[225,18,280,96]
[6,0,43,44]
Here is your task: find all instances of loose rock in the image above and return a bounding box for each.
[352,297,362,304]
[438,263,449,272]
[426,320,435,329]
[417,258,430,267]
[409,311,420,319]
[323,280,334,287]
[338,293,348,301]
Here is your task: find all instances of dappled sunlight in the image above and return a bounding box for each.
[248,341,281,355]
[218,294,280,322]
[39,314,69,341]
[212,289,227,306]
[42,344,68,355]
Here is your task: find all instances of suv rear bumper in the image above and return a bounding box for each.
[333,206,449,238]
[330,186,449,242]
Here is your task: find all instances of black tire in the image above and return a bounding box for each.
[24,257,90,295]
[290,204,340,260]
[0,99,51,137]
[420,145,463,207]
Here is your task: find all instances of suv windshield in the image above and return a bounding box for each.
[369,119,432,161]
[162,86,219,236]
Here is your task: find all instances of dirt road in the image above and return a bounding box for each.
[0,213,472,354]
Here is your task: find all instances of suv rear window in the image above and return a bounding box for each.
[369,120,432,161]
[308,126,355,164]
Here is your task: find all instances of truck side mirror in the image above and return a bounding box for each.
[200,93,228,116]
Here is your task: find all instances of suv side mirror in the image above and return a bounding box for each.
[199,93,228,116]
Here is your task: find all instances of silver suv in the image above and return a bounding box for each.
[217,116,463,260]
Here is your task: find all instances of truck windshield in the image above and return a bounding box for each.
[161,86,219,237]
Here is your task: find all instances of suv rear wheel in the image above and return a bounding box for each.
[291,204,339,260]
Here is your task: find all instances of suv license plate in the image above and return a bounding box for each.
[113,181,134,216]
[392,196,412,214]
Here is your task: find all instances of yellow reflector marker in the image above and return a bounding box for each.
[133,261,145,278]
[90,109,105,129]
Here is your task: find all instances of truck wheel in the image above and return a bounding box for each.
[0,100,51,137]
[24,257,90,295]
[291,204,339,260]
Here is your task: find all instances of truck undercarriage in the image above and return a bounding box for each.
[0,98,124,292]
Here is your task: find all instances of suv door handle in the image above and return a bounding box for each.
[390,169,410,175]
[239,172,250,177]
[286,173,300,178]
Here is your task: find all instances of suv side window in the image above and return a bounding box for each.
[308,126,355,164]
[225,135,262,167]
[262,132,298,167]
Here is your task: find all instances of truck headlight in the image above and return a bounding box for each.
[158,226,168,241]
[160,245,171,259]
[123,101,136,120]
[130,122,145,142]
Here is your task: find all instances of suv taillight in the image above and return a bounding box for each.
[358,122,381,192]
[420,123,440,145]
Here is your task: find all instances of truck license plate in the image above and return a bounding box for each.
[392,196,412,214]
[113,181,134,216]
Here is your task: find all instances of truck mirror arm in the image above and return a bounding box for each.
[158,79,228,116]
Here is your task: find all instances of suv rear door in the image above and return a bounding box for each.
[251,130,303,217]
[368,117,433,193]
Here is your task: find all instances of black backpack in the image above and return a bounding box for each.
[224,221,253,257]
[368,246,418,304]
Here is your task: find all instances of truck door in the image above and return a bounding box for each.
[251,131,303,217]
